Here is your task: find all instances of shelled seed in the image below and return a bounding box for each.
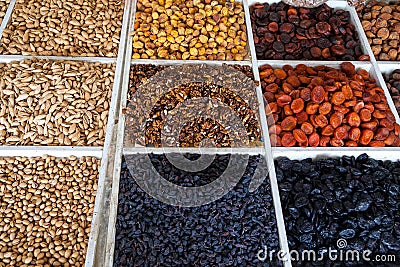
[131,0,248,60]
[127,64,260,147]
[384,69,400,115]
[276,154,400,266]
[250,2,368,61]
[358,1,400,61]
[262,62,400,147]
[0,0,124,57]
[0,0,10,25]
[114,155,281,266]
[0,58,115,146]
[0,155,99,266]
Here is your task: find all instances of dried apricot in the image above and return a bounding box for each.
[359,108,371,122]
[293,129,308,143]
[361,121,378,131]
[270,134,281,146]
[372,110,386,119]
[384,133,396,146]
[291,98,304,113]
[264,83,279,93]
[265,102,278,115]
[264,92,275,103]
[306,103,319,115]
[331,91,346,105]
[260,69,273,79]
[299,76,311,84]
[308,132,320,147]
[345,141,358,147]
[334,126,347,140]
[284,105,294,116]
[314,114,328,128]
[286,76,301,88]
[333,105,350,114]
[281,132,296,147]
[341,85,354,100]
[374,103,389,111]
[360,129,374,145]
[319,136,330,147]
[321,125,334,136]
[344,100,356,107]
[274,69,287,80]
[369,141,385,147]
[357,68,369,80]
[311,86,325,103]
[330,112,343,128]
[277,94,292,107]
[340,62,356,76]
[282,83,294,93]
[268,125,282,136]
[318,102,332,115]
[298,88,310,100]
[346,112,361,127]
[295,111,309,124]
[330,138,344,147]
[348,127,361,141]
[375,128,390,141]
[301,122,314,135]
[364,103,375,112]
[353,101,365,113]
[363,92,381,103]
[281,116,297,131]
[267,114,279,126]
[395,124,400,135]
[379,119,395,131]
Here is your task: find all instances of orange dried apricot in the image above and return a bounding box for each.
[349,127,361,141]
[360,129,374,145]
[308,132,320,147]
[291,98,305,114]
[346,112,361,127]
[293,129,308,143]
[281,132,296,147]
[301,122,314,135]
[331,91,346,105]
[281,116,297,131]
[319,102,332,115]
[311,86,325,103]
[314,114,328,128]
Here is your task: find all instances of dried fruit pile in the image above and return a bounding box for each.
[262,62,400,147]
[0,0,10,25]
[131,0,248,60]
[0,59,115,146]
[276,154,400,266]
[250,2,367,61]
[0,156,99,266]
[114,155,281,266]
[358,1,400,61]
[126,64,260,147]
[384,69,400,116]
[0,0,124,56]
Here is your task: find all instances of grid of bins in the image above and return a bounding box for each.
[0,0,131,266]
[105,0,287,266]
[250,0,400,266]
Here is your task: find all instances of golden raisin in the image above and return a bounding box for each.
[318,102,332,115]
[268,125,282,136]
[319,136,330,147]
[295,111,309,125]
[300,88,311,101]
[284,105,294,116]
[306,103,319,115]
[311,86,325,103]
[321,125,334,136]
[308,132,320,147]
[330,138,344,147]
[346,141,358,147]
[314,114,328,128]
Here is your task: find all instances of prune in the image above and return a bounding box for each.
[273,41,285,52]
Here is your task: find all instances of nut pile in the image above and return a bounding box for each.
[384,69,400,115]
[127,64,260,147]
[0,59,115,146]
[358,1,400,61]
[0,155,99,266]
[262,62,400,147]
[131,0,248,60]
[0,0,10,25]
[0,0,124,57]
[250,2,368,61]
[276,154,400,265]
[114,155,281,266]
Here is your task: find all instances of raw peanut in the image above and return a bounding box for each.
[331,92,346,105]
[295,111,308,124]
[293,129,307,143]
[318,102,332,115]
[321,125,334,136]
[311,86,325,104]
[281,116,297,131]
[277,95,292,106]
[314,114,329,128]
[308,132,320,147]
[360,129,374,145]
[347,112,361,127]
[291,98,304,113]
[281,132,296,147]
[349,127,361,141]
[301,122,314,135]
